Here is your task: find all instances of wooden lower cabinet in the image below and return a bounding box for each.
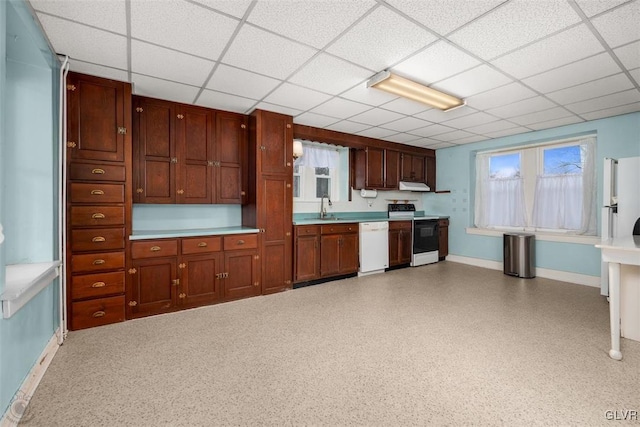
[319,224,359,278]
[294,225,320,282]
[182,253,222,307]
[224,250,260,300]
[389,221,412,266]
[438,218,449,260]
[129,256,178,316]
[71,295,126,330]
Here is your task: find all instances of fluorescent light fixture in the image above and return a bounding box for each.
[367,71,465,111]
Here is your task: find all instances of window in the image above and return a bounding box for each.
[293,141,342,202]
[474,136,596,235]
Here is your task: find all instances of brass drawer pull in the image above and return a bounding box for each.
[91,168,105,175]
[93,259,106,265]
[150,246,161,252]
[90,189,104,195]
[92,311,106,318]
[91,281,106,288]
[236,240,245,245]
[92,236,106,242]
[197,242,208,247]
[91,213,105,219]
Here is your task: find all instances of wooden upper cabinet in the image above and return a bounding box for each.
[401,152,426,183]
[354,147,400,190]
[257,110,293,176]
[385,150,400,189]
[67,72,130,162]
[177,105,213,204]
[215,112,246,204]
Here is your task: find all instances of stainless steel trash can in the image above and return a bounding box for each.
[503,233,535,278]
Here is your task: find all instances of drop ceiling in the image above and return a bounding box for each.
[29,0,640,149]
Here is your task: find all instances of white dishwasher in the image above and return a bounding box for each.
[358,222,389,276]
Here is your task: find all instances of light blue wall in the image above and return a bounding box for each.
[428,112,640,278]
[1,0,60,416]
[132,204,243,231]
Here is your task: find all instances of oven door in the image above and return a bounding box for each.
[413,220,439,254]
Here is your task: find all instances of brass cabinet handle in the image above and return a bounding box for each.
[92,236,106,242]
[92,311,106,318]
[150,246,161,252]
[91,213,105,219]
[197,242,207,247]
[177,189,184,194]
[91,281,106,288]
[92,259,106,265]
[91,168,105,174]
[236,239,245,245]
[90,189,104,195]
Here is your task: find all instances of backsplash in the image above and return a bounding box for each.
[293,189,426,215]
[132,204,241,231]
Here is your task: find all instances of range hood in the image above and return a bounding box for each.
[399,181,431,192]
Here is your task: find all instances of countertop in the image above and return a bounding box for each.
[130,226,260,240]
[292,215,448,225]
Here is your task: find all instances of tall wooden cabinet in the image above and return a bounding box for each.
[243,110,293,295]
[65,72,131,330]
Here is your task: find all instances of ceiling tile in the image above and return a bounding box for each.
[406,138,447,147]
[487,96,557,119]
[31,0,126,34]
[491,24,604,79]
[522,52,621,93]
[263,83,332,111]
[433,65,512,98]
[381,116,431,132]
[613,41,640,70]
[247,0,375,49]
[131,0,237,60]
[509,107,574,126]
[483,126,530,139]
[378,98,429,115]
[448,0,581,60]
[383,133,420,143]
[385,0,504,35]
[441,112,498,129]
[527,116,584,131]
[190,0,253,18]
[591,2,640,48]
[465,82,537,110]
[310,98,372,118]
[207,64,281,100]
[392,41,481,84]
[349,108,405,126]
[326,7,437,71]
[293,112,339,128]
[36,14,127,69]
[546,73,634,105]
[565,89,640,114]
[465,119,522,135]
[356,127,398,138]
[630,68,640,84]
[426,142,458,149]
[580,101,640,120]
[69,59,128,82]
[414,107,474,123]
[131,40,214,87]
[196,89,256,113]
[454,135,489,145]
[341,82,399,106]
[409,124,456,138]
[132,73,200,104]
[223,25,317,79]
[325,121,372,134]
[252,102,303,117]
[289,53,371,95]
[433,130,475,142]
[575,0,628,17]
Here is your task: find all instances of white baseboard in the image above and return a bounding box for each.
[446,255,600,288]
[0,329,61,427]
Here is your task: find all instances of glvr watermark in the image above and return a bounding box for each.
[605,410,638,421]
[7,391,34,424]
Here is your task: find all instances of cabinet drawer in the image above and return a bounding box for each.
[389,221,412,230]
[181,236,221,255]
[320,223,358,235]
[71,295,125,330]
[70,183,124,203]
[71,227,125,252]
[69,162,126,182]
[71,271,125,300]
[295,225,319,236]
[70,206,125,227]
[71,252,125,273]
[131,239,178,259]
[223,234,258,251]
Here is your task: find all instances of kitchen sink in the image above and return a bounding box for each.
[319,216,342,221]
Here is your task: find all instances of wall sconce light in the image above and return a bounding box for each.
[293,140,303,160]
[367,71,465,111]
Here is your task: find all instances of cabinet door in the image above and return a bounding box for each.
[399,230,412,264]
[258,111,292,175]
[181,253,222,307]
[67,72,128,162]
[320,235,341,277]
[224,250,260,301]
[129,257,177,317]
[339,233,359,274]
[295,235,320,282]
[388,229,400,266]
[412,155,426,183]
[177,105,213,204]
[216,112,246,204]
[385,150,400,189]
[401,153,412,181]
[366,147,385,188]
[134,97,176,203]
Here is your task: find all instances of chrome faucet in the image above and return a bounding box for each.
[320,193,332,219]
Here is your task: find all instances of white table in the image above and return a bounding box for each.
[595,237,640,360]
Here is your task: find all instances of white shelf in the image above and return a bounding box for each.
[1,261,61,318]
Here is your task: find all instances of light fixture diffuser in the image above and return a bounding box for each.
[367,71,465,111]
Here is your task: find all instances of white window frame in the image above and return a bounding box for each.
[292,142,341,203]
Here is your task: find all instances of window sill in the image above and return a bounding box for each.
[1,261,61,318]
[465,227,600,245]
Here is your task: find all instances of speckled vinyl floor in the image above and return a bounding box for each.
[22,262,640,426]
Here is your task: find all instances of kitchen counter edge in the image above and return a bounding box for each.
[130,227,261,241]
[293,216,449,225]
